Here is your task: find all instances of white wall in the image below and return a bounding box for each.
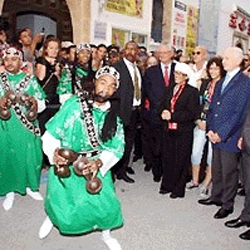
[90,0,153,48]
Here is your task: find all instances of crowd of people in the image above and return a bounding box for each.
[1,25,250,249]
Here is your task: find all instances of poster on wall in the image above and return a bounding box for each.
[112,28,130,49]
[105,0,143,18]
[94,21,107,40]
[185,5,198,58]
[132,32,147,47]
[171,0,187,52]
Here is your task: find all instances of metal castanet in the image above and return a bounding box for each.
[19,94,38,122]
[54,148,78,178]
[0,91,16,120]
[73,157,102,194]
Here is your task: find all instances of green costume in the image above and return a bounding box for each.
[57,66,91,95]
[44,96,125,235]
[0,71,46,196]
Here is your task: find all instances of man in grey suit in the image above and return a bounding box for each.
[225,104,250,240]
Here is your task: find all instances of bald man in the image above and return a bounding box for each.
[198,47,250,219]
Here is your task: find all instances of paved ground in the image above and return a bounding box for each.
[0,159,249,250]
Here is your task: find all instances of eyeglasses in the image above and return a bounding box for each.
[192,51,201,55]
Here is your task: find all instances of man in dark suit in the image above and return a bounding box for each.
[142,41,176,182]
[198,47,250,219]
[113,40,142,183]
[224,104,250,240]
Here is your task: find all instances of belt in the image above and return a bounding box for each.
[132,106,140,111]
[78,150,99,158]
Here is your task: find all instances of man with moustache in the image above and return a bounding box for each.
[113,40,142,183]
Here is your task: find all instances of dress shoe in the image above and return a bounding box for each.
[214,208,233,219]
[126,167,135,175]
[116,173,135,183]
[144,164,152,172]
[170,193,178,199]
[159,189,170,195]
[132,155,142,162]
[198,198,222,206]
[153,176,161,182]
[225,217,250,228]
[237,188,246,196]
[239,229,250,240]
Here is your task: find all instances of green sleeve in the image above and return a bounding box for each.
[57,68,72,94]
[25,76,46,100]
[45,96,78,141]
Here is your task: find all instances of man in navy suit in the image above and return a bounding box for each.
[142,41,176,183]
[198,47,250,219]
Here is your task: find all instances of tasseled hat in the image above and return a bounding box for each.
[95,65,120,87]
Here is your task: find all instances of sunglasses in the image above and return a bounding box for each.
[192,51,201,55]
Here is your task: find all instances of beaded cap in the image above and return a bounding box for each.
[95,65,120,87]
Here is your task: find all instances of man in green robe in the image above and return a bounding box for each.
[39,65,125,250]
[0,47,46,210]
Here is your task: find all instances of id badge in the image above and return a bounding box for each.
[168,122,178,130]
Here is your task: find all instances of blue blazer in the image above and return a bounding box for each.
[207,71,250,152]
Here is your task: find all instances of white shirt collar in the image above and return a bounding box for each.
[93,101,111,111]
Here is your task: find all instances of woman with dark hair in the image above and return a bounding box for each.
[160,63,199,198]
[35,37,61,135]
[57,43,95,103]
[186,56,226,197]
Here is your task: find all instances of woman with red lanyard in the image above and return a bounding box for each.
[159,62,199,198]
[187,57,226,197]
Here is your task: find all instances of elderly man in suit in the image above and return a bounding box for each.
[142,41,176,182]
[224,105,250,240]
[198,47,250,219]
[113,40,142,183]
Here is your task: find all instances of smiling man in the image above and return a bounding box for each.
[198,47,250,220]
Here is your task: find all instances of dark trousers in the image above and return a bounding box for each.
[160,130,193,197]
[115,108,140,175]
[141,109,163,178]
[211,148,240,210]
[38,106,60,167]
[240,150,250,221]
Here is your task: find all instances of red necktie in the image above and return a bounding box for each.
[164,65,169,87]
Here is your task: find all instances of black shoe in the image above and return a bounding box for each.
[126,167,135,175]
[117,173,135,183]
[239,229,250,240]
[159,189,170,195]
[225,217,250,228]
[133,155,142,162]
[144,164,152,172]
[237,188,246,196]
[153,176,161,182]
[214,208,233,219]
[198,198,222,206]
[170,193,178,199]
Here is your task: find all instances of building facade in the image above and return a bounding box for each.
[198,0,250,55]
